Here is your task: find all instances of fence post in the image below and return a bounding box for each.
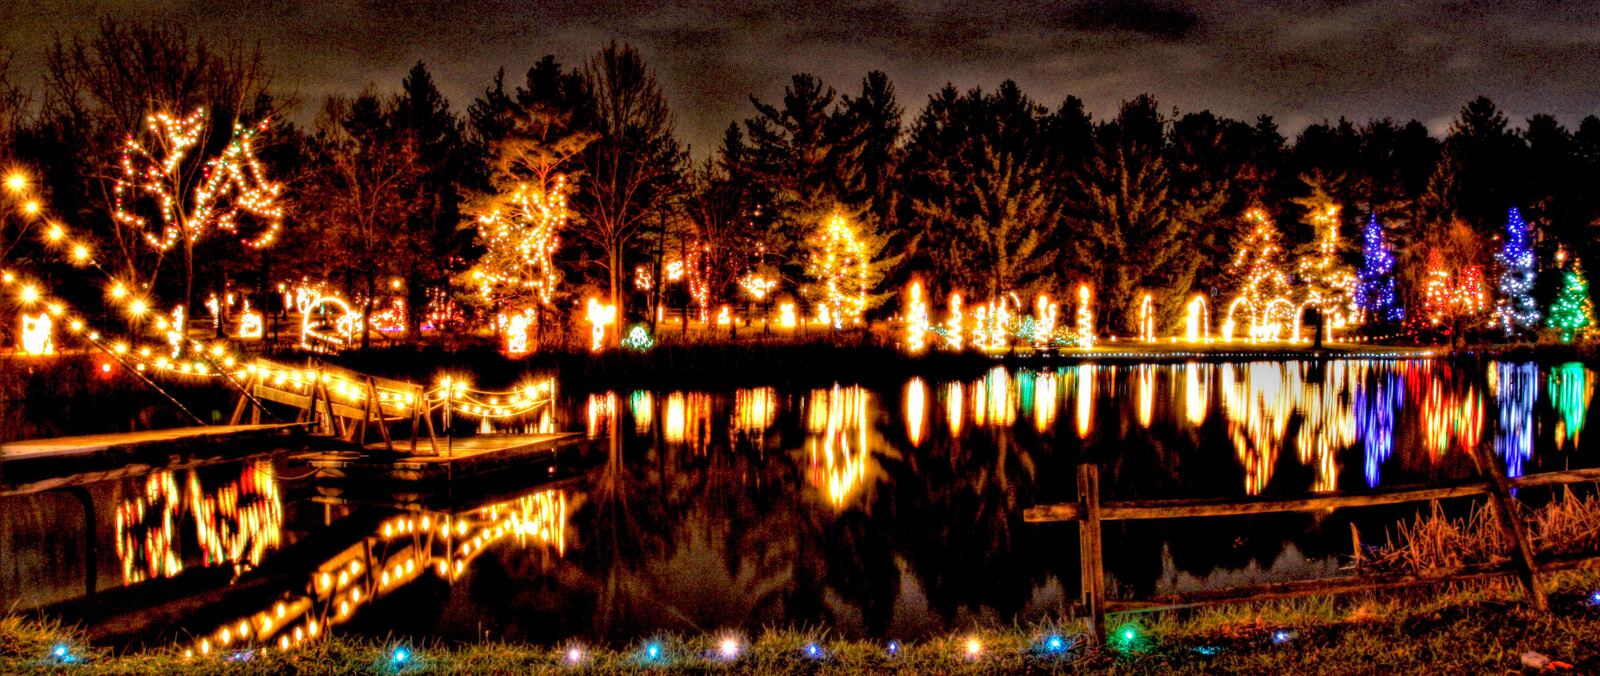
[1077,462,1106,643]
[1470,443,1549,611]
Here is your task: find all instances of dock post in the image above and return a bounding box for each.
[1077,462,1106,643]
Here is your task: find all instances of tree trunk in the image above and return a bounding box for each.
[608,247,624,347]
[183,239,195,336]
[362,274,375,351]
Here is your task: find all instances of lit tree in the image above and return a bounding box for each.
[1548,257,1593,343]
[113,107,284,316]
[469,175,568,310]
[1222,208,1293,339]
[1420,251,1452,326]
[1355,213,1402,323]
[1490,207,1539,335]
[1412,219,1488,345]
[1293,202,1357,332]
[806,212,886,329]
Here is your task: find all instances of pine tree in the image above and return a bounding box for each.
[1355,213,1402,322]
[1490,207,1539,335]
[1291,197,1356,332]
[1222,208,1292,340]
[1548,259,1594,343]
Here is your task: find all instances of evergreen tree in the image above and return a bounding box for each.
[395,62,474,337]
[1355,213,1402,323]
[1548,258,1593,343]
[1071,95,1184,333]
[902,81,1059,301]
[1221,208,1293,340]
[1490,207,1539,335]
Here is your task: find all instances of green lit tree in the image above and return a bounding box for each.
[1548,258,1594,343]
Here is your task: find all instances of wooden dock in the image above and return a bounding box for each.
[299,432,593,482]
[0,423,311,496]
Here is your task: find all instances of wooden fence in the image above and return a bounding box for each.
[1024,441,1600,642]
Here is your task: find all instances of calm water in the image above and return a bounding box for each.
[3,359,1597,652]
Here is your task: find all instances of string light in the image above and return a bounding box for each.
[1294,204,1357,341]
[1547,257,1593,343]
[1223,209,1294,342]
[1490,208,1539,335]
[807,213,869,329]
[1136,293,1154,342]
[585,298,616,351]
[114,110,284,252]
[904,281,929,353]
[505,312,531,355]
[470,175,566,316]
[621,324,654,351]
[739,273,776,300]
[1075,284,1094,348]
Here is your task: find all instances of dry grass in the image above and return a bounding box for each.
[1532,487,1600,557]
[1360,487,1600,576]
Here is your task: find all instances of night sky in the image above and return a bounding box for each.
[6,0,1600,153]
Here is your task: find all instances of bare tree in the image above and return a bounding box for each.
[573,42,684,341]
[43,18,275,309]
[303,94,424,349]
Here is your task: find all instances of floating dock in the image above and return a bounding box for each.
[298,432,594,482]
[0,423,311,496]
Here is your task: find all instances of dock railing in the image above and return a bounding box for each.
[229,358,439,454]
[1024,443,1600,643]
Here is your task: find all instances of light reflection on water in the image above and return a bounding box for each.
[7,359,1600,650]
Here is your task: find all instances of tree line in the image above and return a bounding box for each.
[3,18,1599,343]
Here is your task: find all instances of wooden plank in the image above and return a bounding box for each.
[1077,464,1106,643]
[1469,441,1549,611]
[1509,466,1600,489]
[0,423,308,461]
[1106,561,1521,613]
[299,433,589,482]
[1104,552,1600,615]
[1024,478,1492,523]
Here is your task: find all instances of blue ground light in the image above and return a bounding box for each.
[804,643,823,659]
[1272,630,1294,644]
[51,643,75,664]
[392,647,410,666]
[1044,634,1067,653]
[1590,590,1600,606]
[644,642,662,661]
[886,640,900,656]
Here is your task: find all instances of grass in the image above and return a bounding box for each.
[5,581,1600,673]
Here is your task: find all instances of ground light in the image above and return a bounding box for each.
[1043,634,1067,653]
[804,642,823,659]
[391,646,410,666]
[1272,630,1294,644]
[643,642,662,661]
[565,646,583,664]
[1112,623,1146,652]
[1589,590,1600,606]
[965,637,982,659]
[51,643,76,664]
[718,637,740,660]
[886,640,900,656]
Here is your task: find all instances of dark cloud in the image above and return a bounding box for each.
[1049,0,1200,41]
[3,0,1599,152]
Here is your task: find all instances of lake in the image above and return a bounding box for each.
[2,358,1595,653]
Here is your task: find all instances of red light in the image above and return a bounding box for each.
[99,363,113,374]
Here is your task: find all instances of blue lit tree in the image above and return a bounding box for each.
[1490,207,1539,335]
[1355,214,1402,323]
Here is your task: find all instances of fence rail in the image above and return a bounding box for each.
[1023,446,1600,642]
